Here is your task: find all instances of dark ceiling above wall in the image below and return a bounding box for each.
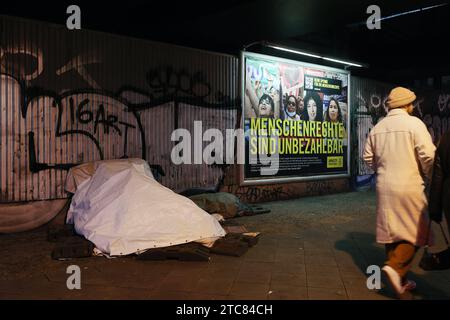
[2,0,450,84]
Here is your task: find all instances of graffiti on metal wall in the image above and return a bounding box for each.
[0,42,239,201]
[2,75,145,166]
[119,66,237,110]
[223,179,342,203]
[420,93,450,144]
[56,54,102,89]
[354,83,450,179]
[224,185,291,203]
[145,66,232,104]
[0,46,44,81]
[28,91,144,171]
[305,180,336,196]
[354,89,390,176]
[354,91,388,127]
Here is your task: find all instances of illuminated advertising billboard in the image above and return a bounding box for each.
[241,51,351,184]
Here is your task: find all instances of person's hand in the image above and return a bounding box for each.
[429,211,443,223]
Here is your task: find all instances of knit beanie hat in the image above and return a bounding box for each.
[386,87,416,109]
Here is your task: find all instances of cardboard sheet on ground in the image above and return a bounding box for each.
[66,159,226,256]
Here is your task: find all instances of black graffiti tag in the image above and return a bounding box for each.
[232,186,289,202]
[306,181,334,196]
[146,66,212,99]
[71,98,124,135]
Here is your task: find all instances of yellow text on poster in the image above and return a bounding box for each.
[327,156,343,168]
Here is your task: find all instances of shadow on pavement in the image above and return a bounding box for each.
[335,232,450,300]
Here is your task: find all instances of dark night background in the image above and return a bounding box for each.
[2,0,450,86]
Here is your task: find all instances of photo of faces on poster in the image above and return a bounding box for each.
[243,52,350,181]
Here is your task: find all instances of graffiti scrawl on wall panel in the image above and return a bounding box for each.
[352,76,450,179]
[0,46,44,82]
[0,72,239,201]
[0,74,146,201]
[420,93,450,144]
[223,179,349,203]
[171,104,238,192]
[351,77,392,177]
[0,16,240,202]
[26,96,54,200]
[138,103,175,187]
[1,74,27,201]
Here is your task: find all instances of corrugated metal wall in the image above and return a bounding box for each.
[350,77,450,184]
[350,76,392,177]
[0,16,239,202]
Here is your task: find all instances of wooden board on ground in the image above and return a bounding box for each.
[136,242,210,261]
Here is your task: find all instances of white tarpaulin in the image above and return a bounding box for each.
[66,159,225,256]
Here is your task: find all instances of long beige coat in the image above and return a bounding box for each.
[363,109,435,246]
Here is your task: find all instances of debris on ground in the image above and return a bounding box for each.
[210,233,253,257]
[51,236,94,260]
[189,192,271,218]
[48,224,94,260]
[47,224,75,242]
[135,242,210,262]
[46,219,261,261]
[220,220,249,234]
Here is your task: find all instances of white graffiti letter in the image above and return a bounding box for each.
[438,94,450,114]
[366,265,381,290]
[66,265,81,290]
[56,55,101,89]
[366,5,381,30]
[0,47,44,80]
[66,5,81,30]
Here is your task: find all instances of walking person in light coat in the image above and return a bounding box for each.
[363,87,435,299]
